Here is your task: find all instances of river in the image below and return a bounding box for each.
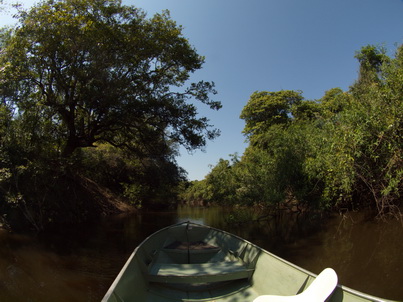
[0,206,402,302]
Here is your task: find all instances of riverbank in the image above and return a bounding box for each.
[0,174,136,232]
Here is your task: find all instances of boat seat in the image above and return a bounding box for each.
[253,268,338,302]
[148,261,254,284]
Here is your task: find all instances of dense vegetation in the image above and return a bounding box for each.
[181,45,403,219]
[0,0,220,230]
[0,1,401,231]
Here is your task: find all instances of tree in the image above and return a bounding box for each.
[352,45,390,96]
[345,45,403,216]
[204,158,239,204]
[0,0,220,158]
[305,45,403,216]
[240,90,303,139]
[182,44,402,219]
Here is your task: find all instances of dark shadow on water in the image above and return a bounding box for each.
[0,206,402,301]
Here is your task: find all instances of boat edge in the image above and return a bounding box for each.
[101,221,398,302]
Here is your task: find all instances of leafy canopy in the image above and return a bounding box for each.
[0,0,221,157]
[240,90,303,139]
[184,44,403,218]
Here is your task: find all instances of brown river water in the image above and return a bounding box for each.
[0,206,402,302]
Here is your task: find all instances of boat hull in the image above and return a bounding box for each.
[102,222,396,302]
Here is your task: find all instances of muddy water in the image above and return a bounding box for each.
[0,206,402,302]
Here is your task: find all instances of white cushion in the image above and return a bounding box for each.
[254,268,338,302]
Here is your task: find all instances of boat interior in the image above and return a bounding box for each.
[139,223,260,301]
[104,222,382,302]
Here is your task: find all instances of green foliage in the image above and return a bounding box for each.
[183,44,402,218]
[317,88,352,117]
[240,90,303,139]
[178,180,209,205]
[355,45,389,77]
[0,0,220,157]
[204,158,239,204]
[0,0,218,230]
[78,142,185,207]
[343,45,402,215]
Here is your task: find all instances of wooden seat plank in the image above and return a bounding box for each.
[148,261,254,284]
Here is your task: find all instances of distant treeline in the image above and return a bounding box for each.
[180,44,403,218]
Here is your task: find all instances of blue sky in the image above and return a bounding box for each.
[1,0,403,180]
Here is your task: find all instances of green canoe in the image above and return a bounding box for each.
[102,221,396,302]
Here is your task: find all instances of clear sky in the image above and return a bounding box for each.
[1,0,403,180]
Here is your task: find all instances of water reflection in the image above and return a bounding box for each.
[280,212,403,300]
[0,206,402,301]
[176,205,229,227]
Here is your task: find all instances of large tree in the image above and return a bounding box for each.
[240,90,303,139]
[0,0,220,158]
